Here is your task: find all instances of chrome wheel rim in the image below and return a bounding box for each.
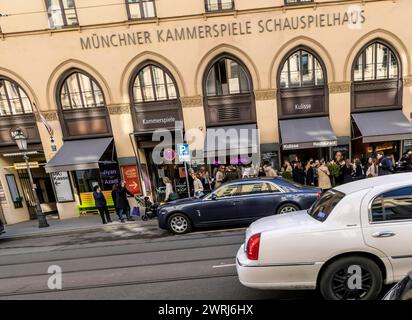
[279,206,297,214]
[331,266,373,300]
[170,216,188,233]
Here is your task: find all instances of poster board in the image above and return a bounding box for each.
[51,172,75,203]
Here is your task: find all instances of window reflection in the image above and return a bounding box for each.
[60,73,105,110]
[279,50,324,89]
[0,79,33,116]
[353,42,399,81]
[133,65,178,103]
[206,58,251,96]
[127,0,156,19]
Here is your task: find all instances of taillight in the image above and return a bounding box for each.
[317,192,321,199]
[246,233,261,260]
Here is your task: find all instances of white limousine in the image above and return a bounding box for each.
[236,173,412,300]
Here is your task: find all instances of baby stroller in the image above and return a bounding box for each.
[135,196,159,221]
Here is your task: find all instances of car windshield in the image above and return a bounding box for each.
[307,189,345,222]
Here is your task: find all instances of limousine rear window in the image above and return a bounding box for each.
[307,190,345,222]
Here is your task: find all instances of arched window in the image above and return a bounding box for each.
[353,42,399,81]
[203,55,255,126]
[279,49,325,88]
[0,78,32,116]
[206,57,251,96]
[60,72,105,109]
[132,65,177,103]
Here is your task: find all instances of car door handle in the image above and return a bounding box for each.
[372,231,396,238]
[232,200,241,205]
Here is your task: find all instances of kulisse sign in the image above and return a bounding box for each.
[80,9,366,50]
[283,140,337,150]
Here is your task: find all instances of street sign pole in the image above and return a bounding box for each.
[184,161,191,199]
[177,144,192,199]
[23,153,49,228]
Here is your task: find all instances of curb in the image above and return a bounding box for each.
[0,220,157,241]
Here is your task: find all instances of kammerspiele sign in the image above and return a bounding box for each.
[80,9,366,50]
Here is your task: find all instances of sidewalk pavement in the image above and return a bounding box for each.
[0,214,156,240]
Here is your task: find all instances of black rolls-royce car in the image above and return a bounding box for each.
[158,177,321,234]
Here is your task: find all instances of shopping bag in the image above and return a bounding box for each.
[132,206,140,216]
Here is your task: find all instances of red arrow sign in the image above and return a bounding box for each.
[121,165,141,194]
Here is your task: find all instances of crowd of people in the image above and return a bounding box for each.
[161,149,412,202]
[90,149,412,223]
[278,150,412,190]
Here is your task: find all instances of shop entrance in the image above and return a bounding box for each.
[281,147,331,164]
[352,139,400,163]
[144,149,190,202]
[17,167,56,220]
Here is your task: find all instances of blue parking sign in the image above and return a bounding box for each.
[178,144,191,162]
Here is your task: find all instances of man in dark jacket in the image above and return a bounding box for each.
[93,185,112,224]
[377,152,393,176]
[116,181,135,221]
[292,162,306,185]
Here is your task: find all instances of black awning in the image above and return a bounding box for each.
[45,138,113,173]
[279,117,337,150]
[352,110,412,143]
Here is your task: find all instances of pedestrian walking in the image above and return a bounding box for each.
[292,161,305,185]
[223,165,239,183]
[193,173,204,198]
[263,161,278,177]
[366,157,379,178]
[281,160,293,173]
[317,159,332,190]
[305,161,316,186]
[163,177,176,202]
[199,167,212,193]
[352,158,365,181]
[342,159,354,183]
[93,185,112,224]
[116,181,135,221]
[214,165,225,189]
[377,152,393,176]
[334,152,346,186]
[111,184,123,222]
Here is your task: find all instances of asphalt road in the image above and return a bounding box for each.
[0,221,321,300]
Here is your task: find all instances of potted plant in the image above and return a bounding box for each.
[281,171,293,181]
[327,163,341,187]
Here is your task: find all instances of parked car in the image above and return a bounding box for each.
[383,271,412,300]
[237,173,412,300]
[158,177,321,234]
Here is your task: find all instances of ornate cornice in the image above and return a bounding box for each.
[107,104,131,115]
[254,89,276,101]
[180,96,203,108]
[35,111,58,122]
[329,82,351,94]
[404,76,412,87]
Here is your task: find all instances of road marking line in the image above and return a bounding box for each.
[191,228,246,235]
[212,263,236,269]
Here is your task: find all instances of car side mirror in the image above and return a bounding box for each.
[211,193,217,200]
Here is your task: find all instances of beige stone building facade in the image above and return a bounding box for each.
[0,0,412,224]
